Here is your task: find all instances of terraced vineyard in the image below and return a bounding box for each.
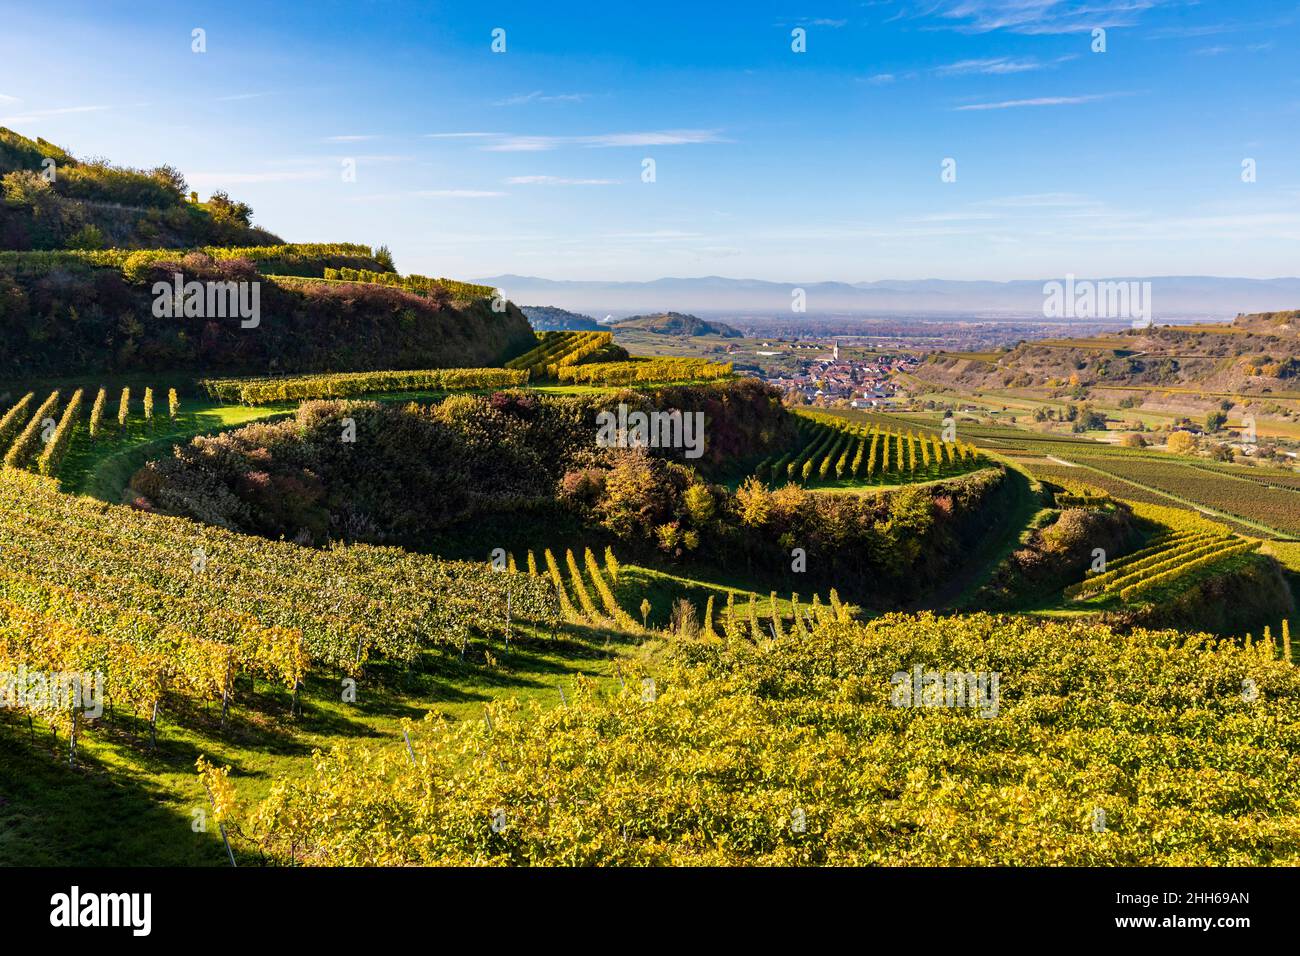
[1066,527,1260,603]
[557,356,733,386]
[200,367,526,405]
[755,411,981,487]
[514,545,850,638]
[506,330,616,380]
[321,266,496,300]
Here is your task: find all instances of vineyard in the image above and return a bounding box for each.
[321,266,496,301]
[0,385,189,485]
[1066,526,1261,604]
[754,412,981,487]
[0,242,382,278]
[200,367,527,405]
[513,545,850,637]
[852,410,1300,541]
[1067,454,1300,538]
[505,330,617,380]
[199,611,1300,866]
[0,468,559,754]
[556,357,734,386]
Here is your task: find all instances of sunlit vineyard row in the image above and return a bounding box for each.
[505,330,615,380]
[200,367,527,405]
[0,242,378,278]
[321,266,496,300]
[1066,528,1259,603]
[556,357,734,386]
[755,414,980,487]
[511,546,849,636]
[0,386,181,479]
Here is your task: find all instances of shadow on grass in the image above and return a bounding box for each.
[0,713,231,866]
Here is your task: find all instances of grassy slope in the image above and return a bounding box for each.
[64,402,291,500]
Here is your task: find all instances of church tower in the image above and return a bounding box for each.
[832,339,840,362]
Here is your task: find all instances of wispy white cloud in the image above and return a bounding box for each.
[483,136,557,152]
[493,91,588,106]
[506,175,621,185]
[481,129,726,151]
[1146,17,1292,40]
[934,55,1076,76]
[423,132,500,138]
[866,73,896,84]
[909,0,1166,35]
[1195,42,1273,56]
[0,94,20,104]
[954,93,1122,111]
[214,91,275,102]
[323,134,377,143]
[583,129,724,148]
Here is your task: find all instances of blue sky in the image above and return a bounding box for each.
[2,0,1298,282]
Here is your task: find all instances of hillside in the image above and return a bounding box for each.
[919,313,1300,408]
[612,311,742,337]
[1,127,280,250]
[0,246,534,377]
[521,304,604,331]
[0,130,534,377]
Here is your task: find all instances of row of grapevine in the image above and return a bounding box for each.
[1116,541,1261,602]
[556,358,733,386]
[322,266,496,300]
[1066,529,1237,599]
[200,367,527,405]
[506,331,613,380]
[523,547,639,631]
[0,392,35,454]
[36,388,83,476]
[718,588,851,642]
[506,546,854,638]
[3,390,60,469]
[0,243,378,279]
[0,385,184,480]
[756,418,980,487]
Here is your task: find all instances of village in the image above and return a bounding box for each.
[750,339,920,408]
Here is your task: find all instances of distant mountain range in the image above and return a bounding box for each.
[484,274,1300,321]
